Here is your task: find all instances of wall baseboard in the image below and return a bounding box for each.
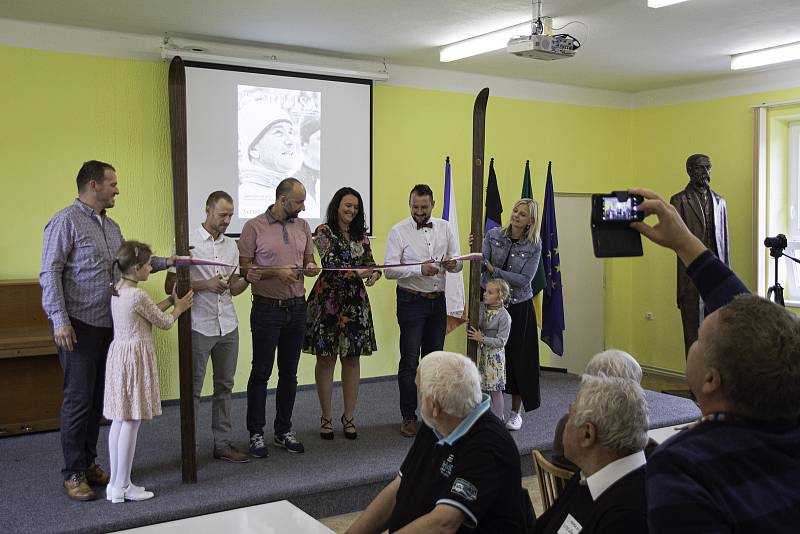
[641,364,684,379]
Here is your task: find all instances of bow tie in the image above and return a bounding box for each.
[416,222,433,230]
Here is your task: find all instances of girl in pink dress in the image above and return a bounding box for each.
[103,241,192,503]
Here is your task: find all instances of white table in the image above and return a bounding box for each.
[648,423,690,445]
[114,500,334,534]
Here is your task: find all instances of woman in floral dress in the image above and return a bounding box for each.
[303,187,380,440]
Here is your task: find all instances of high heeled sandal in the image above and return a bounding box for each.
[320,416,334,440]
[341,414,358,440]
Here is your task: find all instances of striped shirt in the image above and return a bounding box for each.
[646,417,800,533]
[40,199,165,329]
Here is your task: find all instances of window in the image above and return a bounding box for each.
[784,121,800,303]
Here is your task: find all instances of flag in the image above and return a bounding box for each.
[540,161,565,356]
[485,158,503,233]
[522,160,546,321]
[442,157,467,334]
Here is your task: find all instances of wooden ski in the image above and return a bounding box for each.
[468,88,489,362]
[167,56,197,483]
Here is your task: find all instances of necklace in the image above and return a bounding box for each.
[120,276,139,285]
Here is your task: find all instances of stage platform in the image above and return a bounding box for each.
[0,372,700,533]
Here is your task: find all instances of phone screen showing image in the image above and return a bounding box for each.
[601,196,640,222]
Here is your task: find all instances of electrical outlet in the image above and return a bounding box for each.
[645,312,654,320]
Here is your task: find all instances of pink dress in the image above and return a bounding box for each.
[103,287,174,421]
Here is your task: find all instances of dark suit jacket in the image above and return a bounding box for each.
[669,185,730,308]
[533,466,648,534]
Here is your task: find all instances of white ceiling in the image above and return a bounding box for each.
[1,0,800,92]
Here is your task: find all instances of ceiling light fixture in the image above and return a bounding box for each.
[731,41,800,70]
[647,0,691,7]
[439,21,531,62]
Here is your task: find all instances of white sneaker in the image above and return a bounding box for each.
[110,483,154,503]
[124,483,154,502]
[505,411,523,431]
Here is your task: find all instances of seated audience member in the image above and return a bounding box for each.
[346,351,529,534]
[534,375,650,534]
[551,349,657,470]
[631,188,800,533]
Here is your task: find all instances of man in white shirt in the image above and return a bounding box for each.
[384,184,462,437]
[533,375,649,534]
[166,191,250,463]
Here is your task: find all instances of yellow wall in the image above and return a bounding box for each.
[5,43,800,398]
[630,87,800,371]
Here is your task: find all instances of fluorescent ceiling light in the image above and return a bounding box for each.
[440,21,531,62]
[731,41,800,70]
[647,0,691,7]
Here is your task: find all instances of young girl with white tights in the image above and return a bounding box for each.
[104,241,192,503]
[467,278,512,419]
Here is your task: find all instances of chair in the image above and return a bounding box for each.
[532,449,575,514]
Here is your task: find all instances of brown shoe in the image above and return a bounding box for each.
[64,473,96,501]
[86,464,110,485]
[213,445,251,463]
[400,419,417,438]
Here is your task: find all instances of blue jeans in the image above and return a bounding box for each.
[396,288,447,420]
[246,299,306,436]
[56,317,113,479]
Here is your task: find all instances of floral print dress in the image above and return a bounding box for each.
[303,224,378,357]
[479,307,506,392]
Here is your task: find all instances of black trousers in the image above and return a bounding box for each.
[57,317,113,479]
[246,299,306,436]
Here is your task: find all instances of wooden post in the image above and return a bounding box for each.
[468,88,489,362]
[167,56,197,483]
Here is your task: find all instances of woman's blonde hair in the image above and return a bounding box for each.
[502,198,540,244]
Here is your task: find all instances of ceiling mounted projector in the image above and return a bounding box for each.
[507,34,578,60]
[507,1,582,61]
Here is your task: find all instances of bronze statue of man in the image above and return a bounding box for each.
[670,154,730,355]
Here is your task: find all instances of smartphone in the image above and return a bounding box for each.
[590,192,644,258]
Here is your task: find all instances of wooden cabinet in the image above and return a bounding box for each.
[0,279,63,436]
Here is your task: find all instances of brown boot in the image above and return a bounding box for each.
[86,464,111,485]
[64,473,96,501]
[400,419,417,438]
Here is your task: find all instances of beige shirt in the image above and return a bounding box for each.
[171,225,239,337]
[238,208,313,299]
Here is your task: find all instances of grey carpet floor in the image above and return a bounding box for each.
[0,372,699,533]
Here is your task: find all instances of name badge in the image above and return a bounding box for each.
[557,513,582,534]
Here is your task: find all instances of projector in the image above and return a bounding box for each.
[507,34,577,60]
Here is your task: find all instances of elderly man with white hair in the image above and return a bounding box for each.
[533,375,650,534]
[550,349,657,470]
[347,351,528,534]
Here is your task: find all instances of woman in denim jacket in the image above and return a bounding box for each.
[480,198,542,431]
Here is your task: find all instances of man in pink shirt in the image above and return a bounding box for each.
[238,178,320,456]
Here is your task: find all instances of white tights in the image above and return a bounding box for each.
[488,391,504,420]
[108,419,142,490]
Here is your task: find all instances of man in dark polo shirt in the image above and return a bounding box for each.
[347,351,526,533]
[238,177,319,457]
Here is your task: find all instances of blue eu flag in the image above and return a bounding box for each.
[540,162,565,356]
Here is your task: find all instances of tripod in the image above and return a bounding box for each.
[766,246,800,307]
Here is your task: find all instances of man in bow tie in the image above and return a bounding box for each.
[384,184,462,437]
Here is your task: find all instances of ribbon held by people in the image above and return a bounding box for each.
[175,252,483,272]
